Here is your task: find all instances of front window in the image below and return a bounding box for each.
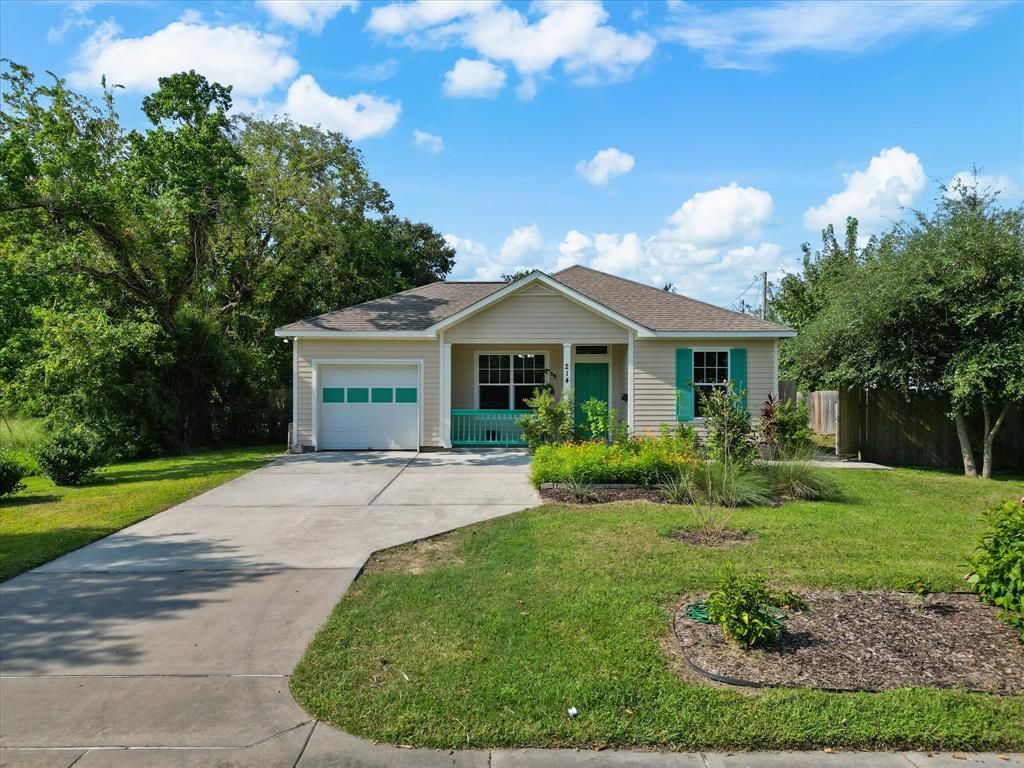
[693,350,729,418]
[478,353,546,409]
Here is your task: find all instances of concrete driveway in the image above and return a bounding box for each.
[0,450,538,767]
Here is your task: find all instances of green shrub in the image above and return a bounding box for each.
[563,477,597,503]
[769,588,808,612]
[758,394,812,452]
[531,435,695,487]
[705,569,782,649]
[966,499,1024,641]
[519,388,574,452]
[579,397,611,441]
[701,384,757,466]
[35,425,108,486]
[608,415,630,446]
[0,452,26,497]
[758,453,840,501]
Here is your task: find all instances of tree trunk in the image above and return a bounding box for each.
[981,402,1010,479]
[953,411,977,478]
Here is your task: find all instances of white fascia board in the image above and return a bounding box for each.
[430,271,653,336]
[649,330,797,339]
[274,329,435,339]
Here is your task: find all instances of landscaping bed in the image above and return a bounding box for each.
[540,485,668,504]
[675,590,1024,695]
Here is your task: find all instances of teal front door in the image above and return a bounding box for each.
[574,362,609,436]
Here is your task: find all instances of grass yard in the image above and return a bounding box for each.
[291,468,1024,752]
[0,444,280,580]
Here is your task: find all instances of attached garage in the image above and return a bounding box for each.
[316,362,421,450]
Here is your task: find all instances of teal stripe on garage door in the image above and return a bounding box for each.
[346,388,369,403]
[371,388,393,403]
[395,388,417,403]
[322,387,345,403]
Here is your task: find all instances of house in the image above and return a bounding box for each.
[274,266,796,451]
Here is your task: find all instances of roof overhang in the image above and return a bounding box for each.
[430,270,654,336]
[650,329,797,339]
[274,329,434,339]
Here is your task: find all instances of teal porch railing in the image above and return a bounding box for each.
[451,409,531,446]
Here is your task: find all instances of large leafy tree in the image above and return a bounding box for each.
[779,178,1024,477]
[1,64,454,451]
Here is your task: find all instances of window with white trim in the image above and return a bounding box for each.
[478,353,546,409]
[693,350,729,418]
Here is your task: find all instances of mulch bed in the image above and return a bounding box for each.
[540,487,668,504]
[674,590,1024,694]
[667,528,753,547]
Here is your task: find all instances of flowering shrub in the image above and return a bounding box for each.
[530,435,696,487]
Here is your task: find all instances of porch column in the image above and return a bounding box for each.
[626,332,635,429]
[562,343,572,394]
[441,337,452,448]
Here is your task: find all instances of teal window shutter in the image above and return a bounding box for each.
[729,348,748,411]
[675,348,694,421]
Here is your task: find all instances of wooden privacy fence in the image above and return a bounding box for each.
[807,390,838,434]
[837,388,1023,470]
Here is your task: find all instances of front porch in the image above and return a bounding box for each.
[441,342,630,447]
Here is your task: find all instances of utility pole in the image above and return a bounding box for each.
[759,271,768,320]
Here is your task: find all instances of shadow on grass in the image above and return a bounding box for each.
[94,455,276,486]
[0,531,275,672]
[0,526,115,580]
[0,493,61,508]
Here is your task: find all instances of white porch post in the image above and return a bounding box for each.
[441,335,452,448]
[291,337,298,451]
[562,343,572,394]
[626,332,635,429]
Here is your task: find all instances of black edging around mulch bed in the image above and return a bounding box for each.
[672,601,860,694]
[672,591,1024,695]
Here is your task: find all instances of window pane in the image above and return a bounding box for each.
[479,385,509,409]
[514,385,541,409]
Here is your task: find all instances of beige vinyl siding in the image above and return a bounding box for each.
[611,343,627,422]
[444,292,629,344]
[295,338,440,448]
[632,339,776,434]
[450,344,564,409]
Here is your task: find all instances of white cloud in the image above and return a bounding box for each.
[664,0,996,69]
[368,0,494,35]
[945,171,1020,200]
[500,225,543,262]
[257,0,358,33]
[449,183,787,303]
[445,225,543,280]
[575,148,635,186]
[667,183,774,245]
[283,75,400,139]
[70,16,299,97]
[803,147,925,233]
[412,129,444,153]
[48,2,94,43]
[442,58,507,97]
[345,59,401,82]
[368,0,655,96]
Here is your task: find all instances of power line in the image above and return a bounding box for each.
[729,274,759,310]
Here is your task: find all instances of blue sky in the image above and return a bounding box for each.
[2,0,1022,307]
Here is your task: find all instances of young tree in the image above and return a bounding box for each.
[782,177,1024,478]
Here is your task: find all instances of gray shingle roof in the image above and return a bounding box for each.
[552,265,792,333]
[276,265,793,334]
[276,281,504,333]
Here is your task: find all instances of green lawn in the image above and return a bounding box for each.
[291,468,1024,752]
[0,444,281,580]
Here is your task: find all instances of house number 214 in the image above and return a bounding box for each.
[563,362,570,386]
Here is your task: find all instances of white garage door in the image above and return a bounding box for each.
[318,364,419,450]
